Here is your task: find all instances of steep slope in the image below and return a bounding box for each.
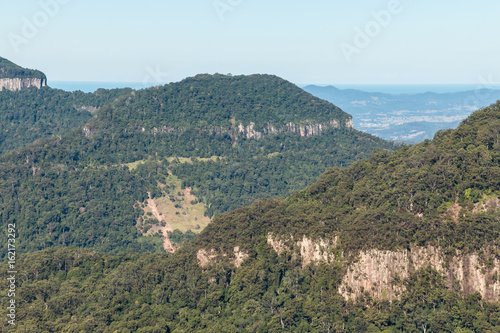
[3,103,500,332]
[0,86,132,154]
[193,101,500,298]
[0,57,47,91]
[0,74,394,255]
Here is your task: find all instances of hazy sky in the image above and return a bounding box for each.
[1,0,499,85]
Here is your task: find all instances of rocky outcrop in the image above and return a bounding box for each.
[82,126,95,138]
[266,233,339,267]
[134,117,352,141]
[197,249,219,268]
[0,77,47,91]
[339,246,500,302]
[196,247,249,268]
[234,119,349,140]
[232,246,249,268]
[473,197,500,214]
[266,234,500,302]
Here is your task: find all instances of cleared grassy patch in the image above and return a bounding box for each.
[125,156,223,171]
[137,173,211,249]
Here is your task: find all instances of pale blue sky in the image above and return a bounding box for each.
[1,0,499,85]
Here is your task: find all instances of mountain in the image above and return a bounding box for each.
[304,84,500,143]
[3,102,499,332]
[0,86,133,155]
[0,74,395,254]
[0,57,47,91]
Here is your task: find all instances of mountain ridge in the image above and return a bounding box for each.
[0,73,394,255]
[0,57,47,91]
[2,102,499,332]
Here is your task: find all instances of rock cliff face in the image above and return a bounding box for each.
[0,77,47,91]
[196,246,249,268]
[339,246,500,303]
[133,118,353,141]
[266,233,500,302]
[231,118,352,140]
[236,120,342,139]
[267,233,339,267]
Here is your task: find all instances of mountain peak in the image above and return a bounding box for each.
[0,56,47,91]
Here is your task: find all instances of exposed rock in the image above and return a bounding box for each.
[0,78,46,91]
[82,126,94,138]
[238,122,262,139]
[235,119,346,140]
[447,202,462,222]
[339,249,409,301]
[267,233,287,256]
[339,246,500,302]
[267,233,500,302]
[197,247,249,268]
[135,117,351,140]
[267,233,338,267]
[232,246,249,268]
[151,126,184,136]
[80,106,98,113]
[473,197,500,214]
[197,249,218,268]
[298,235,337,267]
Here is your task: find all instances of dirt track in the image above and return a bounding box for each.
[147,192,175,253]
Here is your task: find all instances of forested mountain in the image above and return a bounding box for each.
[0,57,46,80]
[0,86,132,154]
[2,102,499,332]
[0,74,394,255]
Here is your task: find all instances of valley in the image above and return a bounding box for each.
[1,57,499,332]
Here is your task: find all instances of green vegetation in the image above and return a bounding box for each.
[199,102,500,257]
[83,73,351,132]
[3,69,498,330]
[0,57,47,80]
[0,96,498,331]
[0,86,132,154]
[0,159,167,254]
[169,229,197,247]
[0,74,395,257]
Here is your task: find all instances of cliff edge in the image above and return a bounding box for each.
[0,57,47,91]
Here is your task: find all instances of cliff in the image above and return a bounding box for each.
[190,101,500,305]
[265,233,500,302]
[0,77,47,91]
[0,56,47,91]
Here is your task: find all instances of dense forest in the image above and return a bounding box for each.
[0,57,46,80]
[0,86,132,154]
[0,74,395,255]
[0,103,499,331]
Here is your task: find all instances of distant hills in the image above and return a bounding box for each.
[304,84,500,142]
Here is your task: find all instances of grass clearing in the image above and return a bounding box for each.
[137,173,211,251]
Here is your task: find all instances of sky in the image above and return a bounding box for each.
[1,0,499,85]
